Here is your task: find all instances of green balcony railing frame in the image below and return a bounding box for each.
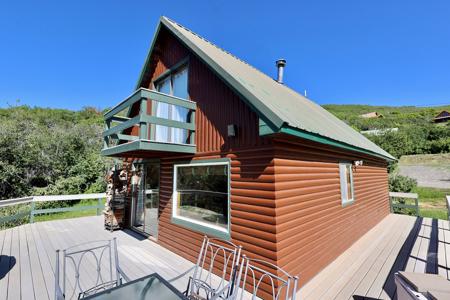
[102,88,197,156]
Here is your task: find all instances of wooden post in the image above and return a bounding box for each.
[190,110,196,145]
[415,196,419,216]
[104,120,111,149]
[30,201,35,223]
[140,99,148,140]
[97,198,103,216]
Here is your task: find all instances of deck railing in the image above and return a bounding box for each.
[446,195,450,221]
[0,193,106,227]
[102,88,196,156]
[389,192,419,216]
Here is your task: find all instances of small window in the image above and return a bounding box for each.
[339,163,354,206]
[172,161,230,238]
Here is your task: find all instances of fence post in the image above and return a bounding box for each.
[97,198,103,216]
[415,196,419,216]
[30,201,35,223]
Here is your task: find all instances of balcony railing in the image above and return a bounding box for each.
[102,88,196,157]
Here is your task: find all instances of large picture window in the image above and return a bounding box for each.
[172,161,230,237]
[339,162,355,206]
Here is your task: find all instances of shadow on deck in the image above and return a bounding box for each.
[299,214,450,300]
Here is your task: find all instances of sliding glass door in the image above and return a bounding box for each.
[132,163,160,237]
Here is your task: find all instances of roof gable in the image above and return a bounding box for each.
[136,17,395,161]
[435,110,450,119]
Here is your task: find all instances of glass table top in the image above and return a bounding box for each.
[83,273,187,300]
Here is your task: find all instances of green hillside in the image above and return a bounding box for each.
[323,104,450,158]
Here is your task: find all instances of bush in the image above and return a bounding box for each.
[0,105,110,200]
[389,174,417,192]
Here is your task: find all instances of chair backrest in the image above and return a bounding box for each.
[190,236,242,300]
[234,255,298,300]
[55,238,121,299]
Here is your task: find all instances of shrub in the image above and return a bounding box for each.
[389,174,417,192]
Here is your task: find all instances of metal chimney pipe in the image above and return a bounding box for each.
[275,59,286,83]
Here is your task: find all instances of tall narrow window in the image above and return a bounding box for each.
[339,162,354,206]
[171,67,189,143]
[155,77,171,142]
[172,161,230,238]
[154,65,189,144]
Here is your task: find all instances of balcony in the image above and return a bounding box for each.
[101,88,196,157]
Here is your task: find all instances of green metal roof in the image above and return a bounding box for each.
[136,16,395,161]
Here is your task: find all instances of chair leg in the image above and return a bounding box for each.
[184,276,192,296]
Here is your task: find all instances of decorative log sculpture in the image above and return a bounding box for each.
[104,166,127,231]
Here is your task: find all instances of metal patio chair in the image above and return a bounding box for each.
[233,255,298,300]
[183,235,242,300]
[54,238,129,299]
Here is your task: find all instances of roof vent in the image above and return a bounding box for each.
[275,59,286,84]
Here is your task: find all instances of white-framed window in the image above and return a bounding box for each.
[154,66,189,144]
[339,162,354,206]
[172,160,230,238]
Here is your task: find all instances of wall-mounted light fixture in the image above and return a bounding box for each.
[227,124,237,137]
[353,160,364,167]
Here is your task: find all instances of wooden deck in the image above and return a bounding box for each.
[298,214,450,300]
[0,214,449,300]
[0,216,194,300]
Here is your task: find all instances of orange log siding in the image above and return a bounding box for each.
[273,137,390,286]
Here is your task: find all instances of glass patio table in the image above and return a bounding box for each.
[83,273,187,300]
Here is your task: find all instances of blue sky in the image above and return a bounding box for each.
[1,0,449,110]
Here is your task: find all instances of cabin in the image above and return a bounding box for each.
[101,16,395,292]
[360,111,383,119]
[433,110,450,123]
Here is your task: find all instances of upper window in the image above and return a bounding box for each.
[339,162,354,206]
[154,66,189,144]
[172,161,230,237]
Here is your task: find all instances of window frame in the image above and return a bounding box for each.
[172,159,231,240]
[339,162,355,207]
[152,57,190,97]
[152,59,190,143]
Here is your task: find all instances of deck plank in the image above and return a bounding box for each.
[366,217,416,299]
[298,215,398,299]
[7,227,21,300]
[18,224,35,300]
[0,229,12,300]
[350,216,411,299]
[379,217,422,299]
[405,218,426,272]
[299,214,427,300]
[29,221,57,297]
[306,216,400,300]
[333,216,405,299]
[413,218,432,273]
[437,220,447,278]
[24,224,50,300]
